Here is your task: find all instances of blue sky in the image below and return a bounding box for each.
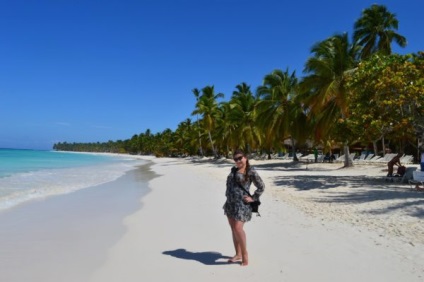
[0,0,422,150]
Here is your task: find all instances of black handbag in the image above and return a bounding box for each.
[250,200,261,213]
[232,168,261,216]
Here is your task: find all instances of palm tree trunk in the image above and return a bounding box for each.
[198,129,203,157]
[291,137,299,161]
[208,131,217,157]
[343,143,353,167]
[382,136,386,156]
[373,140,378,157]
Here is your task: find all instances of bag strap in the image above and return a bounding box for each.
[232,168,261,217]
[232,168,253,197]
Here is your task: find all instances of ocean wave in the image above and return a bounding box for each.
[0,160,146,211]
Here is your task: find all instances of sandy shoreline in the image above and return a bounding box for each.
[91,157,424,281]
[1,156,423,281]
[0,164,155,282]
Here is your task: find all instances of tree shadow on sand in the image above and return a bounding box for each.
[162,249,233,265]
[273,174,424,218]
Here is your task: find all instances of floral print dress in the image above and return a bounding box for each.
[223,166,265,222]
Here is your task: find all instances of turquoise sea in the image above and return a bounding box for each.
[0,149,147,211]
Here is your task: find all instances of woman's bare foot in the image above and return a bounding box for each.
[241,253,248,266]
[228,255,242,263]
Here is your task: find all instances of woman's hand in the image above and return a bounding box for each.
[243,195,254,203]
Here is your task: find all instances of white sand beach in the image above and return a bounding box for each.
[1,156,423,281]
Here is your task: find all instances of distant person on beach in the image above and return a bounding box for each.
[223,149,265,266]
[387,153,402,177]
[324,152,336,163]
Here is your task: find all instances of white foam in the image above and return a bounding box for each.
[0,159,147,211]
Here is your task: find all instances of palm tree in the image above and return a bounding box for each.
[228,83,261,153]
[300,33,358,167]
[191,85,224,157]
[353,4,406,60]
[256,69,298,159]
[139,129,154,155]
[174,118,195,156]
[192,88,204,156]
[215,101,236,157]
[287,94,310,161]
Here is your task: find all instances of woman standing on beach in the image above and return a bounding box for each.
[223,149,265,266]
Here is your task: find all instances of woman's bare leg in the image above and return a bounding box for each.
[227,216,248,265]
[227,217,242,262]
[233,220,248,266]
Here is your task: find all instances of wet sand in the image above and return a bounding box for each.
[0,164,155,282]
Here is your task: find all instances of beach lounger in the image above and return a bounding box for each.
[254,153,267,160]
[364,153,374,161]
[353,153,367,163]
[376,153,397,163]
[386,166,416,183]
[400,155,414,164]
[299,154,315,161]
[408,170,424,190]
[335,153,356,163]
[401,167,417,183]
[367,155,382,164]
[334,154,345,162]
[275,154,288,160]
[287,153,303,160]
[357,153,374,164]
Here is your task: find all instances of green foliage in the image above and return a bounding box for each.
[353,4,406,60]
[346,53,424,149]
[300,33,357,145]
[256,69,300,151]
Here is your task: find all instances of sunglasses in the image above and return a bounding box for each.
[233,156,244,162]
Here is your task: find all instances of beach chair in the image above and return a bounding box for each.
[276,154,288,160]
[364,154,374,161]
[400,155,414,164]
[354,153,367,163]
[360,153,374,164]
[334,154,345,162]
[400,167,417,183]
[367,155,382,164]
[376,153,396,163]
[255,153,267,160]
[335,153,356,163]
[300,154,314,161]
[386,166,416,183]
[288,153,303,160]
[408,170,424,190]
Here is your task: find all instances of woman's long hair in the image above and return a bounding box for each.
[234,149,250,182]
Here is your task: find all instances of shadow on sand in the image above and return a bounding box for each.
[162,249,233,265]
[273,174,424,218]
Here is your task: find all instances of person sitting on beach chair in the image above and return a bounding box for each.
[387,153,402,177]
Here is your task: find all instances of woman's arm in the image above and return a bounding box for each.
[225,174,233,197]
[250,169,265,201]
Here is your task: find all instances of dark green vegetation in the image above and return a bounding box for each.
[54,5,424,167]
